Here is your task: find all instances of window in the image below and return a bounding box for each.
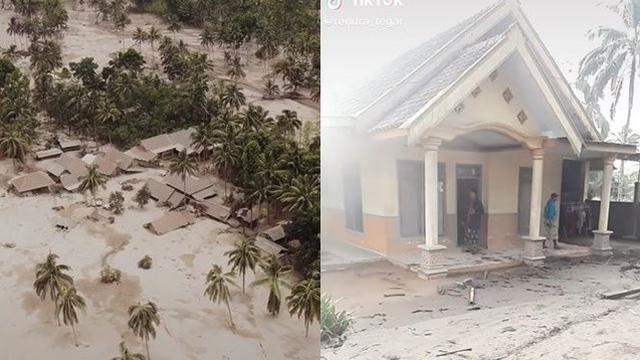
[343,163,363,232]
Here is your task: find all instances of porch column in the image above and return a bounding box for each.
[592,156,614,256]
[582,160,590,201]
[418,138,447,279]
[522,148,546,265]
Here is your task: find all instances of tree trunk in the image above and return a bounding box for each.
[226,303,234,328]
[621,43,638,198]
[242,272,246,294]
[145,338,151,360]
[72,324,78,347]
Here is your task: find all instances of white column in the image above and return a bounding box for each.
[592,156,614,255]
[598,157,614,231]
[424,141,439,247]
[522,148,546,265]
[529,148,544,238]
[418,138,447,279]
[582,160,590,201]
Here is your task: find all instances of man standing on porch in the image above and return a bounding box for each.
[464,189,484,253]
[543,193,560,249]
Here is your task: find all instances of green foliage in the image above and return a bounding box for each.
[321,294,353,346]
[287,274,320,337]
[251,255,291,316]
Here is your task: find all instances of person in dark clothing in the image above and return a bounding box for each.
[464,189,485,253]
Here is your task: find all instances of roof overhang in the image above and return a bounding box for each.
[581,141,638,160]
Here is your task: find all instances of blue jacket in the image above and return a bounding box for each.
[543,199,557,222]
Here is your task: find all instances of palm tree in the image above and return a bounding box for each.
[241,104,271,131]
[220,82,246,111]
[96,97,122,144]
[112,341,146,360]
[287,276,320,337]
[224,237,260,294]
[132,27,148,50]
[204,264,237,327]
[34,253,74,324]
[275,110,302,140]
[168,148,198,207]
[200,24,216,60]
[251,255,291,316]
[0,126,29,169]
[578,0,640,187]
[275,175,320,214]
[212,127,240,199]
[128,301,160,360]
[191,123,215,161]
[6,16,21,46]
[147,26,161,64]
[227,55,245,83]
[262,77,280,100]
[55,285,86,346]
[79,164,107,200]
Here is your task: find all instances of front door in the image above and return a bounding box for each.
[456,165,483,247]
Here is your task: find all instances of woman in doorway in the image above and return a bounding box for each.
[464,189,485,253]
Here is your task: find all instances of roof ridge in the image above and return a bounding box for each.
[342,0,505,117]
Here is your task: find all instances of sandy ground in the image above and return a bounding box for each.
[0,159,319,360]
[322,252,640,359]
[0,5,319,126]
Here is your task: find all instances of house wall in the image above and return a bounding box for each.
[321,138,567,256]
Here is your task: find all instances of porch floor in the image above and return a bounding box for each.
[387,240,592,275]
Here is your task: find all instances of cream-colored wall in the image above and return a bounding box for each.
[431,72,548,140]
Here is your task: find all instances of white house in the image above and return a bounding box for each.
[321,0,637,278]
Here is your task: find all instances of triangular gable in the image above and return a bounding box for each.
[402,24,585,155]
[356,0,601,156]
[347,0,600,155]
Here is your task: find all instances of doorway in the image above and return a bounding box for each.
[456,165,483,247]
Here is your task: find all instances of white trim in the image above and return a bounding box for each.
[405,28,520,145]
[515,41,583,154]
[510,6,601,141]
[402,26,585,155]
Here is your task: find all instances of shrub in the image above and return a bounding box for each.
[321,294,353,347]
[100,266,122,284]
[109,191,125,214]
[138,255,152,269]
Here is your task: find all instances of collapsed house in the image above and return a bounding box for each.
[9,171,55,194]
[126,127,202,162]
[145,211,196,235]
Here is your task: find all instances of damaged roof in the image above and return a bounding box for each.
[9,171,55,193]
[147,211,196,235]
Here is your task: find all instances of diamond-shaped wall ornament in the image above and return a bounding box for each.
[517,110,528,124]
[490,70,499,81]
[471,87,482,98]
[502,88,513,103]
[454,103,465,114]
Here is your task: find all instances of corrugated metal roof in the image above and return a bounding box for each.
[147,211,195,235]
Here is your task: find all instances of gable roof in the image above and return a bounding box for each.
[164,174,215,196]
[56,153,88,177]
[147,211,195,235]
[336,2,501,116]
[338,0,601,153]
[9,171,55,193]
